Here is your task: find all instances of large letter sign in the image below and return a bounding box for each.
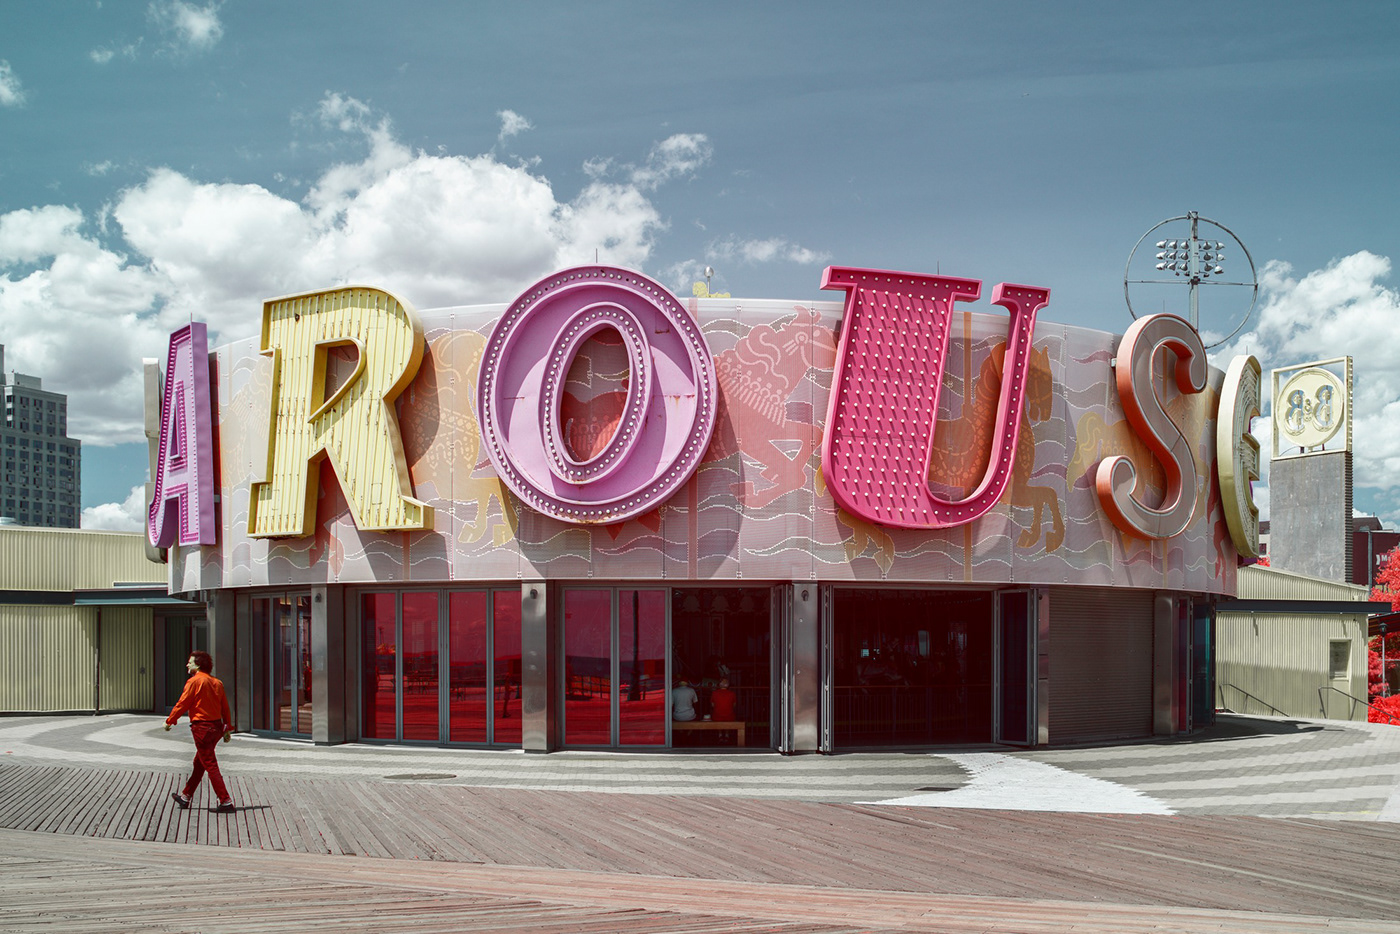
[148,322,217,548]
[819,266,1049,529]
[1217,354,1262,558]
[249,287,432,537]
[477,266,717,524]
[1095,313,1207,540]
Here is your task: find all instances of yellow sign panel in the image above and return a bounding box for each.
[1216,355,1261,559]
[249,286,432,538]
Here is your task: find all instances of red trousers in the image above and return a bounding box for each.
[182,720,231,803]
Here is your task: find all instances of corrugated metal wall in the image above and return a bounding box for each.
[1216,612,1369,720]
[0,605,155,713]
[99,607,154,712]
[1049,588,1155,743]
[0,606,98,711]
[0,528,164,591]
[1237,565,1371,603]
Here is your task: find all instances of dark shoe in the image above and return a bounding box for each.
[170,792,190,809]
[215,801,235,812]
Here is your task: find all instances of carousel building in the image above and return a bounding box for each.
[147,264,1261,753]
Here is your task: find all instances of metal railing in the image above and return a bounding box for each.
[1318,685,1398,724]
[1217,682,1291,718]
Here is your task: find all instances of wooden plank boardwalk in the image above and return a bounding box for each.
[1,760,1398,932]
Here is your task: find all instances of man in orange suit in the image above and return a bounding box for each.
[165,650,236,812]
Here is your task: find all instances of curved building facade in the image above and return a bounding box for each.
[149,265,1256,752]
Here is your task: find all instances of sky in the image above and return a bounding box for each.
[2,1,1399,531]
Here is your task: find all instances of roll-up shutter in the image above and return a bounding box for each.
[1049,587,1154,743]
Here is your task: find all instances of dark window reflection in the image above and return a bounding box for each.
[833,589,992,746]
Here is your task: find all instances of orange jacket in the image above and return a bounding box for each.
[166,670,233,728]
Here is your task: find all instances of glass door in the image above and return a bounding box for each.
[360,590,442,743]
[446,590,523,745]
[561,587,666,747]
[253,593,311,736]
[995,590,1035,746]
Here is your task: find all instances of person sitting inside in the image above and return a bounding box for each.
[709,678,737,721]
[671,679,698,721]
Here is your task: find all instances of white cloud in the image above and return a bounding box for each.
[89,42,142,65]
[0,94,707,448]
[630,134,713,190]
[706,235,831,266]
[148,0,224,54]
[0,60,25,107]
[81,485,146,532]
[1212,251,1400,526]
[497,109,533,144]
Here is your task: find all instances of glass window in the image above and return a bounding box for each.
[493,590,522,745]
[401,592,439,741]
[670,588,771,748]
[448,592,489,743]
[1329,640,1351,680]
[564,590,612,746]
[832,589,993,747]
[619,589,666,745]
[273,598,295,732]
[295,596,312,734]
[361,592,397,740]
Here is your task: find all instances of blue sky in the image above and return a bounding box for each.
[2,1,1399,529]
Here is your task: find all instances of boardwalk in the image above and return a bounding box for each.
[1,714,1399,932]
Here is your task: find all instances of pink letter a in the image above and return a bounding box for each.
[148,322,217,548]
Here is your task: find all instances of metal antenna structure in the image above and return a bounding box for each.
[1123,211,1259,348]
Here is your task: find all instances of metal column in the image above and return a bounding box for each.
[520,581,554,752]
[310,584,347,745]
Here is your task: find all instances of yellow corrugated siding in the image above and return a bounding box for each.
[99,607,154,711]
[0,606,98,711]
[0,528,163,591]
[1237,566,1370,602]
[1216,611,1369,719]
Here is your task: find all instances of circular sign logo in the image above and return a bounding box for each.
[1277,367,1345,449]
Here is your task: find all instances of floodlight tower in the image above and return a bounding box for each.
[1151,212,1227,329]
[1124,211,1258,348]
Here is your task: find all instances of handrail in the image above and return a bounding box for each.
[1318,685,1399,724]
[1217,682,1290,718]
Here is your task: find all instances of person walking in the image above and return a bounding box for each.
[165,650,236,812]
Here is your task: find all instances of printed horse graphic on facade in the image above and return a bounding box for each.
[927,341,1064,553]
[401,330,518,547]
[709,307,838,509]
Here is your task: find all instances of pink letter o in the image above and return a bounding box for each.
[477,266,717,524]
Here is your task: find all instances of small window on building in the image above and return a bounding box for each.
[1328,640,1351,680]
